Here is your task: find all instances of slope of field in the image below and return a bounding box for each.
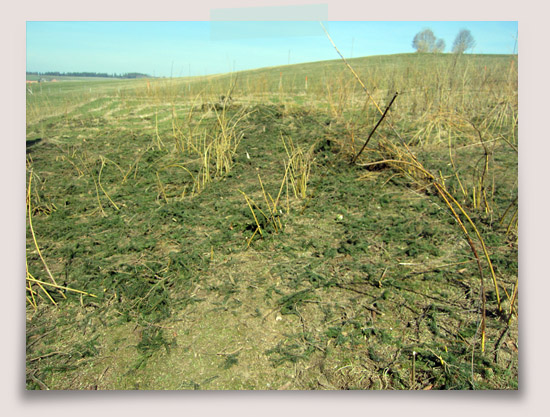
[26,53,518,390]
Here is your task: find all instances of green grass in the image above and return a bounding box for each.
[26,52,517,390]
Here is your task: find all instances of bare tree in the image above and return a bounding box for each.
[413,28,446,53]
[452,29,476,54]
[412,29,436,53]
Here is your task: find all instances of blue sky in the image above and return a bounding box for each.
[26,21,518,77]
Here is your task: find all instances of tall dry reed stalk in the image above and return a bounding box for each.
[281,134,315,199]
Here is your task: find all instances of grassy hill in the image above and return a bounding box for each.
[26,53,518,390]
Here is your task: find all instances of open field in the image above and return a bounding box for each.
[26,53,518,390]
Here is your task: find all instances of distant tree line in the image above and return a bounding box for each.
[26,71,153,79]
[412,28,476,54]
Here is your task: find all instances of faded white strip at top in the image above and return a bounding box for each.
[210,4,329,40]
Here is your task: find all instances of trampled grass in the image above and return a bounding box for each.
[26,52,517,390]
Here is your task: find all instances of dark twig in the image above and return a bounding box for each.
[351,91,399,164]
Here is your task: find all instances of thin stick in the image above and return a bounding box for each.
[98,156,120,210]
[351,91,399,164]
[26,268,57,305]
[28,372,50,390]
[438,185,501,312]
[434,182,487,352]
[156,172,168,202]
[90,174,106,216]
[507,278,519,324]
[154,111,164,150]
[239,190,263,238]
[321,22,423,167]
[319,22,383,115]
[26,276,97,298]
[27,171,65,296]
[258,174,279,233]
